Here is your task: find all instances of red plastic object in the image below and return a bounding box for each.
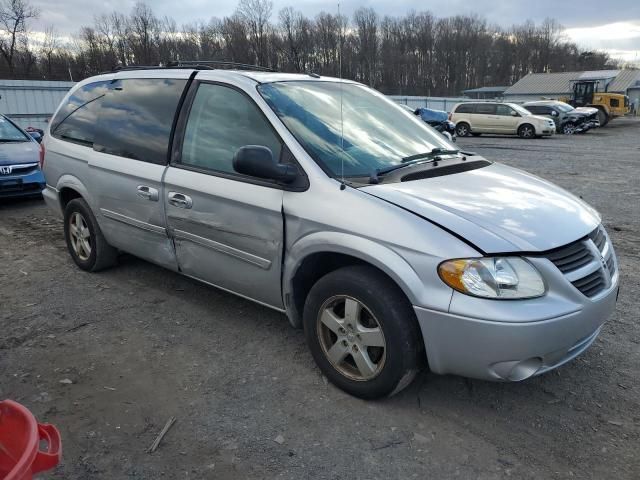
[0,400,61,479]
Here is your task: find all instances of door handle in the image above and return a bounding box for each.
[137,185,159,201]
[168,191,193,209]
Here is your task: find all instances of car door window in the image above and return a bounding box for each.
[475,104,496,115]
[496,105,515,116]
[180,83,282,175]
[94,78,187,164]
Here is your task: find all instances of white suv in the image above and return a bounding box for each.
[451,102,556,138]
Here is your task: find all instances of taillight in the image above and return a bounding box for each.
[39,143,45,169]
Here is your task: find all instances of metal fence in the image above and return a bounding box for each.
[388,95,476,113]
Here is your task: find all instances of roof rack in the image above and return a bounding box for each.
[110,61,275,73]
[167,60,276,72]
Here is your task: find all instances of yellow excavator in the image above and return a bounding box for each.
[560,80,629,126]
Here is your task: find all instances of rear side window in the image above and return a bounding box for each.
[455,103,475,114]
[51,81,110,147]
[94,78,187,165]
[525,106,541,114]
[475,104,496,114]
[180,83,282,175]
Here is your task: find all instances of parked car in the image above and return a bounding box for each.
[451,102,556,138]
[0,114,45,198]
[43,68,618,399]
[523,101,594,135]
[399,104,456,142]
[575,107,601,129]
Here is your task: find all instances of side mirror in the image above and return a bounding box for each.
[510,111,518,117]
[233,145,298,184]
[551,110,558,116]
[29,132,42,143]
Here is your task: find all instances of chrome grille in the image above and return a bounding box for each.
[544,225,617,298]
[0,163,39,176]
[545,241,592,273]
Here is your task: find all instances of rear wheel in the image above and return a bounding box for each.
[64,198,117,272]
[455,122,470,137]
[518,124,535,138]
[303,265,422,399]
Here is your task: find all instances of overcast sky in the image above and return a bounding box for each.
[29,0,640,64]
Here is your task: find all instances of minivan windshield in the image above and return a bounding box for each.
[258,81,453,177]
[0,117,29,142]
[510,104,532,116]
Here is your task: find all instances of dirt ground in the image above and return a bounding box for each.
[1,117,639,479]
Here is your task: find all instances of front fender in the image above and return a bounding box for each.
[284,231,426,328]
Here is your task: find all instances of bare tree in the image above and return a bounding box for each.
[0,0,38,75]
[236,0,272,65]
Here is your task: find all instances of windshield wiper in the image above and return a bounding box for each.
[401,148,459,163]
[369,148,460,183]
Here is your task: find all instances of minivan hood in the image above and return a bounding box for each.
[361,162,600,254]
[0,141,39,165]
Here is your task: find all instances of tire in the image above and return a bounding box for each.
[63,198,117,272]
[455,122,470,137]
[518,123,535,138]
[303,265,423,399]
[562,123,577,135]
[596,109,608,127]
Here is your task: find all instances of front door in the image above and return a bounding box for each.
[164,81,286,309]
[494,104,520,133]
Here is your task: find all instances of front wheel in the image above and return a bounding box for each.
[518,124,535,138]
[303,266,423,399]
[562,123,577,135]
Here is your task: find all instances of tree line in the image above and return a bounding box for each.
[0,0,618,96]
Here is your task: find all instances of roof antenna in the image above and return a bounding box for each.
[338,1,346,191]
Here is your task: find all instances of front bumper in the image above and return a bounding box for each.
[0,169,45,198]
[414,282,618,381]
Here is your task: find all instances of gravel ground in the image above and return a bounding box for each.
[1,117,639,479]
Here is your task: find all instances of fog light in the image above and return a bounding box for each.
[492,357,542,381]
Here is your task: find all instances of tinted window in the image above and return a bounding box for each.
[455,103,475,114]
[610,98,620,107]
[525,106,541,114]
[94,78,187,164]
[496,105,515,116]
[476,104,496,114]
[51,81,110,147]
[181,83,282,174]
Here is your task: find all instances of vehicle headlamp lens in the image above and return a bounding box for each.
[438,257,545,299]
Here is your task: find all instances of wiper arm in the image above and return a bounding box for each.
[401,147,459,163]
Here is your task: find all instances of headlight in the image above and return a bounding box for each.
[438,257,545,299]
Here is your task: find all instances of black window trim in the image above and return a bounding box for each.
[170,78,309,192]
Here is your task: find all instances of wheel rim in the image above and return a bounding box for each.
[316,295,386,381]
[69,212,92,261]
[457,125,468,136]
[522,126,533,138]
[564,124,576,134]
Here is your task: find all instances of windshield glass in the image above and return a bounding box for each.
[555,103,574,112]
[258,81,453,177]
[0,117,29,142]
[510,104,532,116]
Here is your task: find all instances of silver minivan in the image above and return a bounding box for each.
[42,67,619,399]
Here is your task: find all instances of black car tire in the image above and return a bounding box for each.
[64,198,118,272]
[303,265,423,399]
[455,122,470,137]
[518,124,535,138]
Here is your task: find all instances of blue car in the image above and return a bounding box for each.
[0,115,45,198]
